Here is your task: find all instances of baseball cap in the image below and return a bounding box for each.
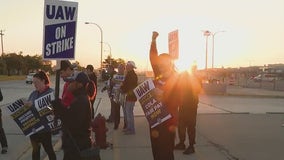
[59,60,76,71]
[65,72,90,86]
[127,61,136,69]
[86,64,94,71]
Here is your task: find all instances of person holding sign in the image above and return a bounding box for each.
[52,72,98,160]
[111,64,126,130]
[148,31,181,160]
[120,61,138,135]
[26,71,56,160]
[0,88,8,154]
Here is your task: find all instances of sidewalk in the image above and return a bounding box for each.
[47,86,284,160]
[51,116,232,160]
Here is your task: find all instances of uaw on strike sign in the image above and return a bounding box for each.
[43,0,78,59]
[4,93,61,137]
[133,79,172,128]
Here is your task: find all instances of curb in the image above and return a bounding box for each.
[200,92,284,99]
[225,93,284,98]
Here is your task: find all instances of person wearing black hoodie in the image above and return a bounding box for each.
[52,72,98,160]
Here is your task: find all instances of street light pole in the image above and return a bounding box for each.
[103,42,112,65]
[103,42,112,57]
[211,30,225,68]
[85,22,103,69]
[203,30,211,70]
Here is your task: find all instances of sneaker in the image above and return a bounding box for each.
[106,119,113,123]
[1,147,7,154]
[183,146,195,155]
[122,128,128,132]
[174,143,186,150]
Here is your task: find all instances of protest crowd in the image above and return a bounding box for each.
[0,32,201,160]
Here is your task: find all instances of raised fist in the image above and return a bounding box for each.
[152,31,159,41]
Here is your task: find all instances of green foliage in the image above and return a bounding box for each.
[0,52,52,76]
[102,56,125,68]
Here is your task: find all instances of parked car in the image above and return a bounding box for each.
[25,72,36,84]
[253,74,277,82]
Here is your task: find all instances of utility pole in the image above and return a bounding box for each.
[0,30,4,58]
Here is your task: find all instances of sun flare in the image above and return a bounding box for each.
[175,59,198,74]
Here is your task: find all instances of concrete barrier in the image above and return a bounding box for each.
[202,83,227,95]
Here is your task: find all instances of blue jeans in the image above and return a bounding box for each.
[125,101,135,133]
[121,101,127,129]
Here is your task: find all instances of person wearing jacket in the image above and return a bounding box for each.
[120,61,138,135]
[149,31,181,160]
[111,64,126,130]
[174,71,201,154]
[52,71,97,160]
[26,71,57,160]
[0,88,8,154]
[57,60,76,149]
[86,64,98,119]
[59,60,76,108]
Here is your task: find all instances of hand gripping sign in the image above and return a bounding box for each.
[133,79,172,128]
[34,92,62,133]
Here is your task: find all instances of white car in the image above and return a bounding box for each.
[253,74,277,82]
[25,72,36,84]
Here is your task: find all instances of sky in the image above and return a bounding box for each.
[1,0,284,71]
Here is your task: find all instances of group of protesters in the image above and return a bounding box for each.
[0,31,201,160]
[101,31,201,160]
[101,61,138,135]
[0,61,99,160]
[14,61,99,160]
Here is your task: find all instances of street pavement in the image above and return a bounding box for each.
[1,81,284,160]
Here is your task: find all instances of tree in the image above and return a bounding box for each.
[0,59,7,74]
[3,53,23,76]
[23,55,43,74]
[1,52,53,76]
[102,56,125,68]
